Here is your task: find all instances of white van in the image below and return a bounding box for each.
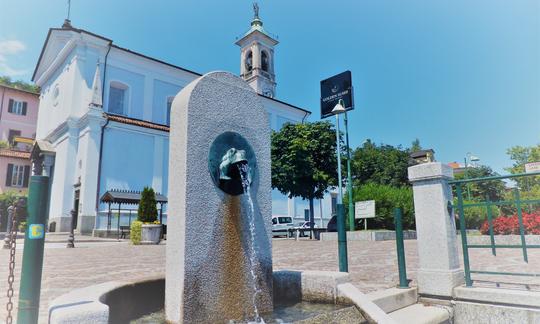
[272,215,294,237]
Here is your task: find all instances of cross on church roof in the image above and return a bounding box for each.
[62,0,73,28]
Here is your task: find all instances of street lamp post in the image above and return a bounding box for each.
[332,100,348,272]
[320,71,354,273]
[464,156,471,200]
[464,152,480,200]
[343,110,355,231]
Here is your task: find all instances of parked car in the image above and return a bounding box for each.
[299,221,318,229]
[272,216,294,237]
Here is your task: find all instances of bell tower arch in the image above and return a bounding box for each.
[236,3,278,98]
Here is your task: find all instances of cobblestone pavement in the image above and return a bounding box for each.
[1,238,539,323]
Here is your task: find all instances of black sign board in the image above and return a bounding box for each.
[320,70,354,119]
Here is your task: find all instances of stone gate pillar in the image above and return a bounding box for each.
[408,162,464,297]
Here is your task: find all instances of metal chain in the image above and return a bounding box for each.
[5,206,18,324]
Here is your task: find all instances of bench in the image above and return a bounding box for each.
[120,225,130,239]
[287,227,327,240]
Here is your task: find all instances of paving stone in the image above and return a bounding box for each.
[1,237,539,323]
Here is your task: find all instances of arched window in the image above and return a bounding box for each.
[261,51,269,72]
[245,51,253,72]
[108,81,129,115]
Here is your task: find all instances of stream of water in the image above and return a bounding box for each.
[237,162,265,324]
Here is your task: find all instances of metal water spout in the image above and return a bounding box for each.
[219,148,248,180]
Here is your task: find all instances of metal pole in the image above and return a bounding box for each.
[394,208,409,288]
[336,113,344,202]
[456,184,472,286]
[117,203,121,241]
[335,112,348,272]
[17,176,49,324]
[67,209,75,248]
[319,199,324,228]
[3,206,13,249]
[464,157,471,200]
[160,203,163,224]
[514,188,528,263]
[344,111,355,231]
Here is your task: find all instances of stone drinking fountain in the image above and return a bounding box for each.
[48,72,374,324]
[166,71,273,323]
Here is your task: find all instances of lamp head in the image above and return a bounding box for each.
[332,99,346,114]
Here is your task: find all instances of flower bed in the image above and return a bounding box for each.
[480,212,540,235]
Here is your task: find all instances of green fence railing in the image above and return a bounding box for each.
[448,171,540,287]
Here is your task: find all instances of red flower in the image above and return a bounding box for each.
[479,211,540,235]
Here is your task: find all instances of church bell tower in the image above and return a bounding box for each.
[235,3,278,98]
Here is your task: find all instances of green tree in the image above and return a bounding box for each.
[505,144,540,191]
[137,187,158,223]
[271,121,338,229]
[453,165,506,201]
[350,139,411,187]
[0,76,40,93]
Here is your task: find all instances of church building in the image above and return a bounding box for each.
[31,7,333,234]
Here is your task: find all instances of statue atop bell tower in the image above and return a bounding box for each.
[235,3,278,98]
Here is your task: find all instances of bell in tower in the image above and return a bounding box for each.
[235,3,278,98]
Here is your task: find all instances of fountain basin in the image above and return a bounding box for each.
[132,301,363,324]
[48,270,369,324]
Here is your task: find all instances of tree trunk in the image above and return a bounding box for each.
[309,198,315,239]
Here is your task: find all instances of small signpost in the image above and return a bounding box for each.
[320,70,354,119]
[320,70,355,273]
[525,162,540,174]
[355,200,375,230]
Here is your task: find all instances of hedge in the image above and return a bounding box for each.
[346,183,414,230]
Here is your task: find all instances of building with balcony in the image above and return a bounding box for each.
[0,84,39,194]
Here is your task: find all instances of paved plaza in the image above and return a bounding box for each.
[1,237,540,323]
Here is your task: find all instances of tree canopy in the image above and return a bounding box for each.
[137,187,158,223]
[271,121,339,228]
[505,144,540,198]
[271,121,338,200]
[350,139,412,188]
[0,76,40,93]
[453,165,505,201]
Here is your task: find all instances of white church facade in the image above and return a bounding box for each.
[31,11,335,234]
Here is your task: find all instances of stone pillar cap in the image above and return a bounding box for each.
[408,162,454,182]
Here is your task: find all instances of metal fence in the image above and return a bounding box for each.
[448,171,540,286]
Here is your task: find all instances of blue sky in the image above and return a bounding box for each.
[1,0,539,174]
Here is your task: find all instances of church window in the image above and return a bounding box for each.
[261,51,269,72]
[245,51,253,72]
[166,96,174,126]
[108,82,128,115]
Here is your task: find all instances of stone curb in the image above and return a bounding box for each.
[337,283,398,324]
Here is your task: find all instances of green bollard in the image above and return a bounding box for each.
[394,208,409,288]
[336,203,349,272]
[17,176,49,324]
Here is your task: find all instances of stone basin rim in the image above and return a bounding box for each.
[47,270,389,324]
